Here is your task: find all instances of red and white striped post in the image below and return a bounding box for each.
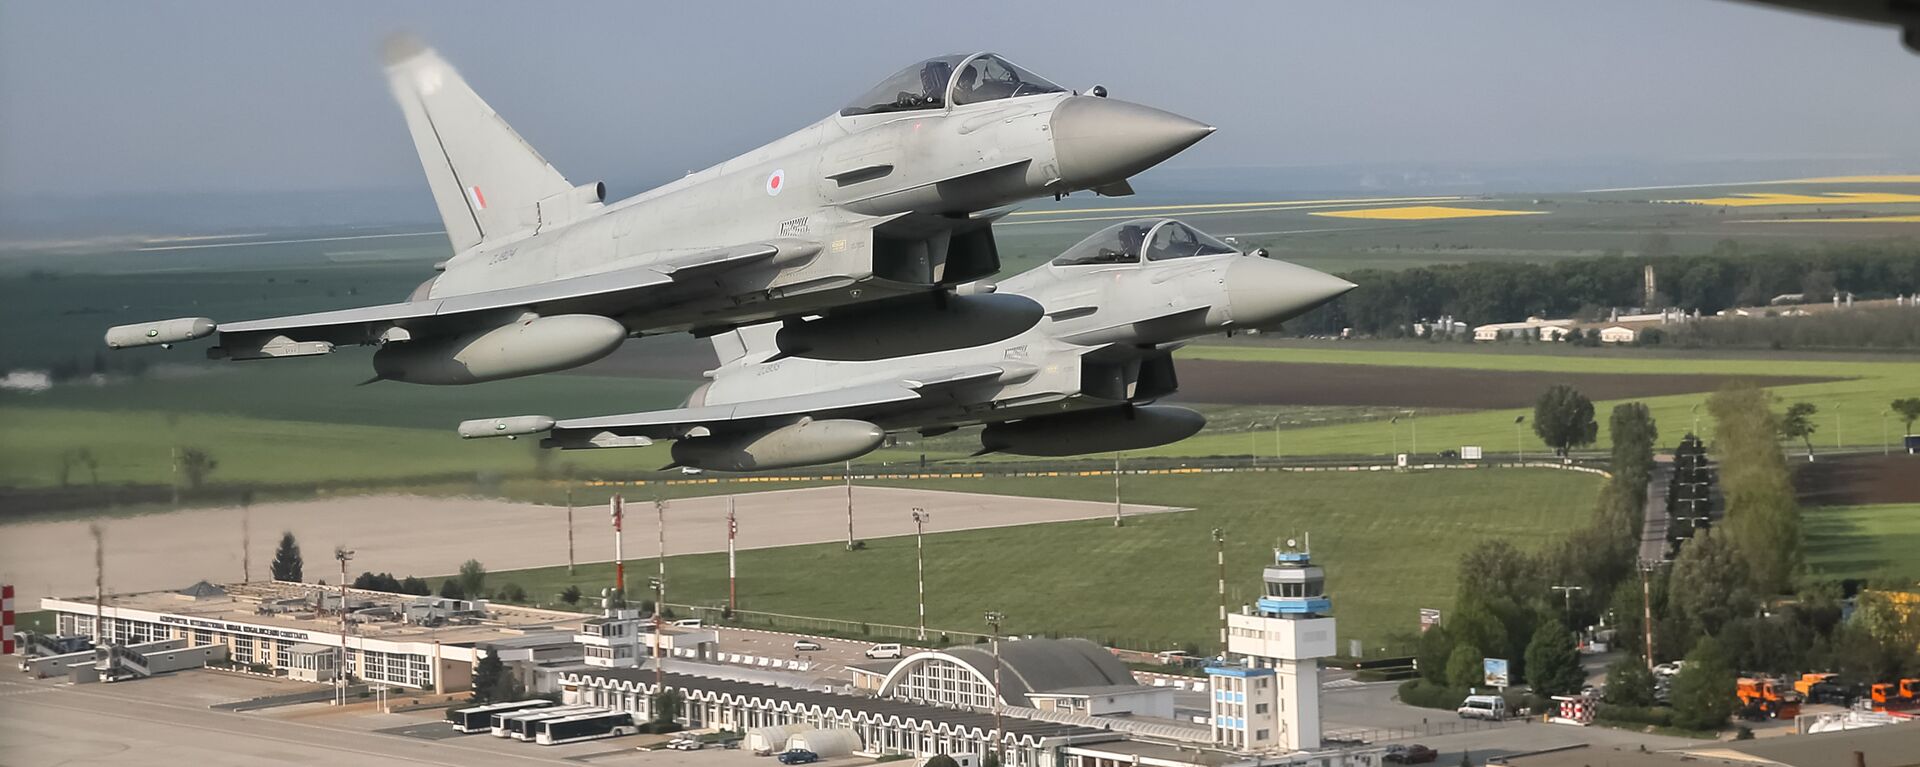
[610,494,626,596]
[2,584,15,655]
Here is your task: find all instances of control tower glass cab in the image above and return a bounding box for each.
[1257,549,1332,618]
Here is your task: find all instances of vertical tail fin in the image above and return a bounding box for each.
[383,35,575,252]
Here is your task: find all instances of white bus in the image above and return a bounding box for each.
[492,704,597,738]
[446,699,552,733]
[535,711,639,746]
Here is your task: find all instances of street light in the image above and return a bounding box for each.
[1515,415,1526,463]
[911,509,930,641]
[1883,409,1892,456]
[1690,404,1701,437]
[1550,585,1584,635]
[984,610,1005,766]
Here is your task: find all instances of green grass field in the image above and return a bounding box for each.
[1803,503,1920,581]
[1153,345,1920,458]
[464,469,1601,653]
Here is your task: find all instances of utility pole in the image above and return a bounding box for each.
[650,574,664,694]
[845,460,856,550]
[335,546,354,706]
[1248,422,1260,467]
[170,446,180,507]
[911,508,929,641]
[566,481,576,576]
[1883,410,1892,456]
[1213,528,1228,650]
[1112,453,1124,527]
[1390,416,1400,458]
[1834,404,1842,450]
[1409,411,1419,457]
[984,610,1005,767]
[90,523,105,650]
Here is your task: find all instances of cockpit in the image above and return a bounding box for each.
[1051,219,1241,267]
[840,53,1066,117]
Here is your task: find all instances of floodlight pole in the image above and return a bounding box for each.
[1113,453,1124,527]
[656,496,667,613]
[1640,564,1655,672]
[1883,410,1891,455]
[335,546,353,706]
[1515,415,1526,464]
[912,508,929,641]
[845,461,856,550]
[985,610,1005,766]
[566,482,576,576]
[728,497,738,614]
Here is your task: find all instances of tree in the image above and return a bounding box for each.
[1668,532,1758,645]
[925,756,961,767]
[560,585,583,606]
[177,447,219,490]
[497,583,527,603]
[1524,621,1586,697]
[1708,383,1803,593]
[399,576,432,596]
[1608,402,1659,488]
[1447,643,1486,690]
[1604,655,1656,707]
[650,689,684,724]
[1779,402,1818,461]
[1417,624,1455,685]
[438,578,466,599]
[470,649,521,703]
[1669,636,1736,731]
[1533,385,1598,457]
[1893,397,1920,436]
[270,531,303,582]
[456,559,488,600]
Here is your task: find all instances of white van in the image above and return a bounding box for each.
[1457,695,1507,720]
[672,618,703,628]
[865,643,903,660]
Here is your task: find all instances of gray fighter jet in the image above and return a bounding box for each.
[457,219,1355,470]
[104,39,1213,385]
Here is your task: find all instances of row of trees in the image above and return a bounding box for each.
[1285,240,1920,337]
[268,536,536,604]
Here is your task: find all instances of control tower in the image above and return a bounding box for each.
[1208,539,1336,753]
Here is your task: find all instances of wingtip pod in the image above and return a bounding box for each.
[104,317,216,349]
[457,415,556,439]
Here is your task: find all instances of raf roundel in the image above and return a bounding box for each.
[766,169,785,197]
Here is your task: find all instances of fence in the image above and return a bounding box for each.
[1323,715,1524,745]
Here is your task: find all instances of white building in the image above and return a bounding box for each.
[873,638,1172,718]
[575,605,717,669]
[1472,316,1573,342]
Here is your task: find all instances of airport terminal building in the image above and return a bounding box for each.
[35,581,594,692]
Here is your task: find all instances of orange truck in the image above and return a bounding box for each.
[1793,673,1835,697]
[1869,679,1920,712]
[1737,677,1803,720]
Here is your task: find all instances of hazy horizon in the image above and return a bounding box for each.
[4,0,1918,233]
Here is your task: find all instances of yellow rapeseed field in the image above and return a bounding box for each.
[1741,214,1920,223]
[1310,205,1547,221]
[1664,192,1920,207]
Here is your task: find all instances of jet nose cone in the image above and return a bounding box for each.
[1050,96,1214,189]
[1226,256,1357,327]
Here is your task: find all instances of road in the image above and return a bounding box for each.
[1638,460,1671,564]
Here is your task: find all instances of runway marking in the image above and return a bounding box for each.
[1658,192,1920,207]
[137,231,443,252]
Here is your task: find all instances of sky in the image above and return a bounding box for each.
[2,0,1918,201]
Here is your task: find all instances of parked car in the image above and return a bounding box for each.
[793,639,824,652]
[1385,744,1438,764]
[1154,650,1193,665]
[672,618,704,628]
[778,749,821,765]
[866,643,903,660]
[1457,695,1507,720]
[1654,661,1685,678]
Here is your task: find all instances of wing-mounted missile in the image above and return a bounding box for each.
[104,317,216,349]
[979,404,1204,456]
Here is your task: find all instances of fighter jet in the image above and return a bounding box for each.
[457,219,1356,470]
[104,40,1213,385]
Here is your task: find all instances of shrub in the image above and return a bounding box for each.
[1596,704,1674,727]
[1398,678,1469,710]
